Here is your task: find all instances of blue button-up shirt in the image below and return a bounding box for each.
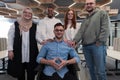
[36,40,80,78]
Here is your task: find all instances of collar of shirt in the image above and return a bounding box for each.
[53,37,64,43]
[44,16,55,20]
[87,8,99,17]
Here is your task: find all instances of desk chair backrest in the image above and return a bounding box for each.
[0,38,7,51]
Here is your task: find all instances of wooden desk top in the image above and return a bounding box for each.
[107,48,120,60]
[0,50,8,59]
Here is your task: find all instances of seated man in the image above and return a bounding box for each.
[36,23,80,80]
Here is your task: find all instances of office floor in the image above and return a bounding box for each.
[106,57,120,80]
[0,56,120,80]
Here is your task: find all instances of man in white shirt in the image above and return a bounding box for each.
[36,5,62,46]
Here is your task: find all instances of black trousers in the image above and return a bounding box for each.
[40,72,78,80]
[17,62,36,80]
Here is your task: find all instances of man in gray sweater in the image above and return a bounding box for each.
[74,0,110,80]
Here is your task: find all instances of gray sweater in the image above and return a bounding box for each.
[74,8,110,45]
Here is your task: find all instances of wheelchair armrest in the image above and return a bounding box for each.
[67,63,80,71]
[34,64,45,72]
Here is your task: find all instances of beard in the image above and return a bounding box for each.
[48,14,54,18]
[86,7,94,13]
[55,36,63,40]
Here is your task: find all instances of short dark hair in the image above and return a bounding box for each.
[54,23,64,29]
[48,5,55,9]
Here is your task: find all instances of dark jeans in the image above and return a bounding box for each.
[40,72,78,80]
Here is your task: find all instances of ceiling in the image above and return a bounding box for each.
[0,0,118,19]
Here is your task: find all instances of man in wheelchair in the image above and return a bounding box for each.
[36,23,80,80]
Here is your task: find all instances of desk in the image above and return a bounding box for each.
[0,50,8,59]
[107,48,120,75]
[0,50,8,74]
[107,49,120,60]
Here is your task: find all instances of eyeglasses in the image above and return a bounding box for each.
[55,29,64,32]
[85,2,94,5]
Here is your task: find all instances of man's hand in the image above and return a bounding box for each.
[96,41,102,46]
[64,39,76,47]
[40,40,48,45]
[57,58,68,70]
[48,58,59,70]
[48,58,70,70]
[41,39,54,45]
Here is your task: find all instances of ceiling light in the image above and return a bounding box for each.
[34,0,41,4]
[68,2,76,8]
[5,3,18,14]
[54,10,59,16]
[100,0,113,7]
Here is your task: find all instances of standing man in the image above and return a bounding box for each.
[74,0,110,80]
[36,23,80,80]
[36,5,62,45]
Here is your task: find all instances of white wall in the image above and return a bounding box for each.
[0,17,14,38]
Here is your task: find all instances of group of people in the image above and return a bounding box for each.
[7,0,110,80]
